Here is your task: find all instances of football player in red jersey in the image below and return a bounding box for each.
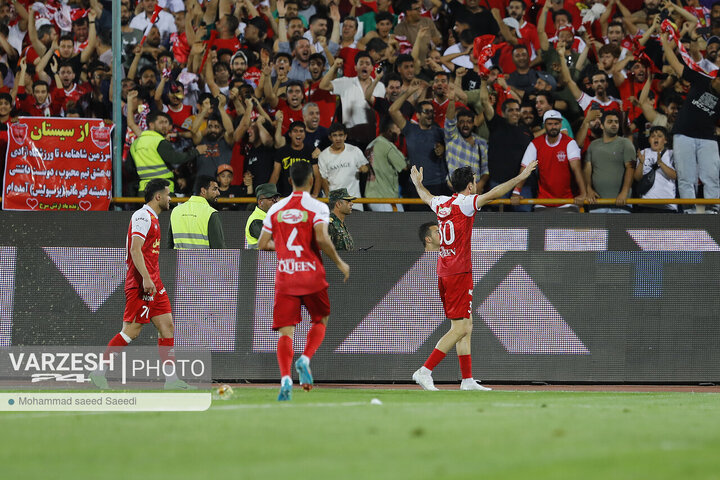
[258,161,350,401]
[410,161,536,391]
[90,179,193,390]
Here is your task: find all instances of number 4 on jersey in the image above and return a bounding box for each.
[287,227,304,258]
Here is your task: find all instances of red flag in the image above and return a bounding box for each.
[139,4,164,47]
[661,19,717,78]
[473,35,500,76]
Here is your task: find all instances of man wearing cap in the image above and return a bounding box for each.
[699,36,720,73]
[168,176,226,249]
[328,188,355,251]
[513,109,587,212]
[216,164,248,209]
[245,183,281,248]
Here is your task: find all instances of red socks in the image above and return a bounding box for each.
[158,337,175,365]
[302,323,326,359]
[103,333,129,361]
[277,335,294,378]
[423,349,447,371]
[459,355,472,379]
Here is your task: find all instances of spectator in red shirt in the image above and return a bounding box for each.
[266,80,306,133]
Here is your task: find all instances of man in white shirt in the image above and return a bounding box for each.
[130,0,177,44]
[318,123,369,211]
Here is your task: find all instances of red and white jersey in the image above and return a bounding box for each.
[262,191,330,295]
[577,92,622,113]
[125,205,164,292]
[430,194,480,277]
[521,133,581,200]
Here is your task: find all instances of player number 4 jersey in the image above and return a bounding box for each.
[431,194,479,277]
[262,191,330,295]
[125,204,164,292]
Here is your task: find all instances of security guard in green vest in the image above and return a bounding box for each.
[130,111,208,194]
[245,183,281,248]
[168,176,227,249]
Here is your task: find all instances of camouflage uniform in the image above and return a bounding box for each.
[329,213,354,251]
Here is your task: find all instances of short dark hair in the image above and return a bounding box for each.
[37,24,54,39]
[144,179,170,202]
[502,98,520,112]
[416,100,433,114]
[59,34,74,44]
[456,108,474,122]
[450,166,474,193]
[328,123,347,135]
[309,14,327,25]
[375,11,394,24]
[285,80,304,93]
[419,222,437,246]
[225,13,239,32]
[309,53,326,66]
[32,80,49,91]
[366,37,388,53]
[288,120,306,132]
[433,71,450,82]
[396,53,414,67]
[289,160,313,188]
[0,92,12,103]
[274,51,292,63]
[384,72,402,86]
[552,9,572,23]
[195,176,218,195]
[607,20,624,32]
[354,50,372,65]
[147,110,172,125]
[512,44,529,54]
[648,125,668,138]
[598,44,620,58]
[601,109,622,123]
[535,91,554,105]
[290,36,310,52]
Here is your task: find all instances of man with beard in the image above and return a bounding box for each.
[303,8,341,56]
[535,91,573,138]
[121,2,143,60]
[431,71,467,128]
[50,60,91,109]
[305,53,336,128]
[193,100,236,184]
[611,59,661,128]
[320,53,385,150]
[444,84,488,193]
[661,31,720,212]
[168,176,227,249]
[390,83,448,206]
[512,110,587,212]
[130,110,208,194]
[281,37,313,82]
[482,93,535,212]
[302,102,330,153]
[371,73,414,120]
[506,0,540,57]
[395,0,441,46]
[0,1,25,60]
[700,36,720,72]
[584,110,636,212]
[365,116,408,211]
[630,0,661,31]
[266,80,306,134]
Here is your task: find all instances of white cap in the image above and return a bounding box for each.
[503,17,523,39]
[543,109,563,123]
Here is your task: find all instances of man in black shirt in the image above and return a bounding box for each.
[270,121,322,197]
[482,95,534,211]
[661,33,720,211]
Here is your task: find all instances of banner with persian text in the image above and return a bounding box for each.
[2,117,113,211]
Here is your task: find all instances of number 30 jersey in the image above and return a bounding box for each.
[262,191,330,295]
[430,194,480,278]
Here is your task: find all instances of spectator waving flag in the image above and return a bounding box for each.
[473,35,500,77]
[139,4,163,47]
[661,19,718,78]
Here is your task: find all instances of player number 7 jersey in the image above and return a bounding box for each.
[431,194,479,277]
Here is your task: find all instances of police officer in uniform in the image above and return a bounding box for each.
[168,176,226,249]
[328,188,356,251]
[245,183,281,249]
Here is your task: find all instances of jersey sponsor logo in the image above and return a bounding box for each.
[437,207,452,218]
[152,238,160,254]
[277,258,318,274]
[278,209,308,224]
[439,247,456,257]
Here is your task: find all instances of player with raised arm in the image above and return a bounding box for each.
[258,161,350,401]
[411,161,536,391]
[89,179,192,390]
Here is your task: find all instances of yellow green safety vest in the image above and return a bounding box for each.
[130,130,175,192]
[170,196,216,249]
[245,206,267,248]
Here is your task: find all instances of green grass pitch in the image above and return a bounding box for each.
[2,387,720,480]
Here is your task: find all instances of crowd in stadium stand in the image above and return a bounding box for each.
[1,0,720,212]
